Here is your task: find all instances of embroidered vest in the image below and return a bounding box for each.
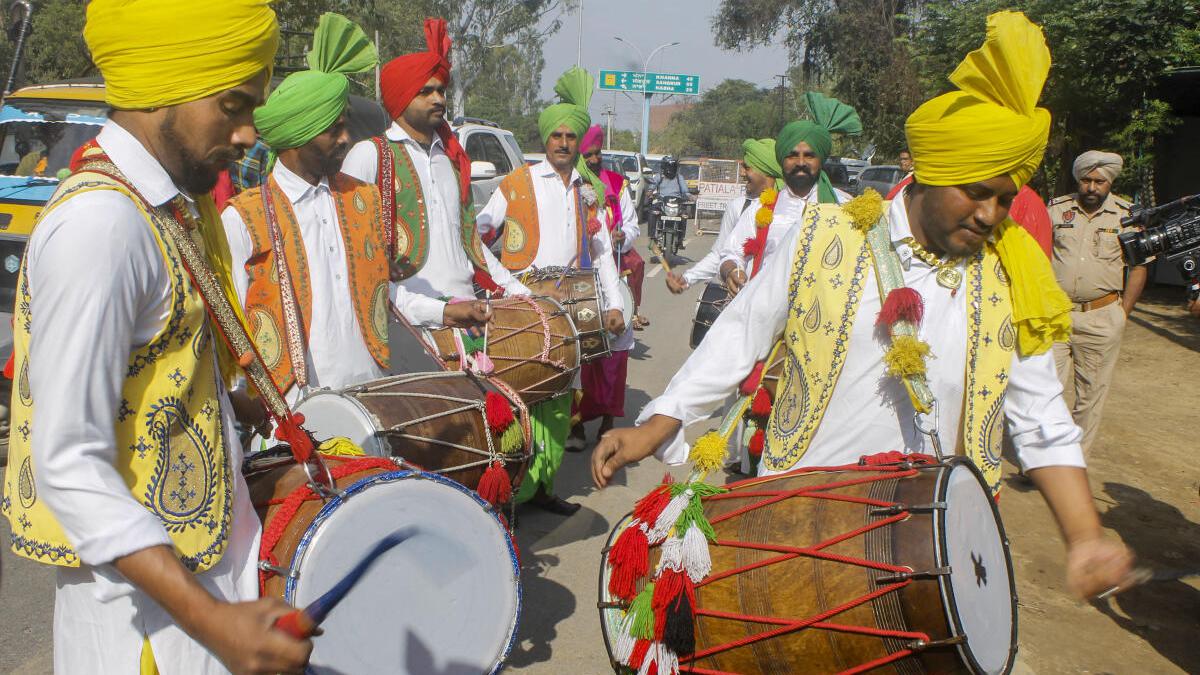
[373,138,489,280]
[497,164,596,271]
[765,204,1016,493]
[226,173,391,394]
[3,168,232,571]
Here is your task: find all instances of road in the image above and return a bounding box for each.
[2,220,1198,673]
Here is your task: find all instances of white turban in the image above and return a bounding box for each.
[1072,150,1123,182]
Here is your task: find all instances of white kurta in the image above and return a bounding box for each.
[640,197,1087,474]
[341,122,528,299]
[26,120,258,673]
[607,175,640,352]
[720,182,852,273]
[476,159,625,315]
[221,161,445,406]
[683,195,752,287]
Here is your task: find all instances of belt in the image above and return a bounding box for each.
[1073,291,1120,312]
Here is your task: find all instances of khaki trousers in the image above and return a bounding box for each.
[1052,301,1126,453]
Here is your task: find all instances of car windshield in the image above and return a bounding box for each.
[679,163,700,181]
[647,158,662,173]
[0,100,107,179]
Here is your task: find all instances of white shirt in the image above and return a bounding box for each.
[683,194,752,287]
[641,196,1086,474]
[341,122,529,299]
[720,182,852,273]
[27,120,259,673]
[222,160,444,406]
[604,173,640,352]
[476,159,625,314]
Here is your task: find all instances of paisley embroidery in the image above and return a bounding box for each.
[17,360,31,406]
[17,457,36,508]
[772,351,811,439]
[994,258,1010,286]
[821,235,843,269]
[998,315,1016,352]
[250,308,283,369]
[803,299,822,333]
[370,282,390,343]
[504,217,527,254]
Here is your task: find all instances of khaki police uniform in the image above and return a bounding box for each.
[1049,192,1137,453]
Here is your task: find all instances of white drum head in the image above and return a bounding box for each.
[606,280,635,341]
[938,462,1016,675]
[294,390,387,457]
[288,471,521,674]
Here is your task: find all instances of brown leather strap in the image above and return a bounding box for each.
[1075,291,1120,312]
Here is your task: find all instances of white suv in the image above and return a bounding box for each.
[452,117,526,212]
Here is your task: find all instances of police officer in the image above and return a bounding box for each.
[1049,150,1148,453]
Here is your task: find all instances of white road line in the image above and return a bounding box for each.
[647,263,662,278]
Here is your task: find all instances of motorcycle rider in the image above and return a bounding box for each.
[646,155,690,242]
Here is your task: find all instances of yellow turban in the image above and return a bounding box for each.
[84,0,279,110]
[904,11,1051,189]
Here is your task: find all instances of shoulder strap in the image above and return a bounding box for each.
[260,177,309,388]
[371,136,396,259]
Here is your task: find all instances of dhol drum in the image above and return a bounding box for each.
[524,267,610,361]
[293,371,531,494]
[423,295,581,406]
[247,453,521,674]
[598,457,1016,675]
[611,278,635,341]
[690,282,732,348]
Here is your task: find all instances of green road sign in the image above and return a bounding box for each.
[599,69,700,96]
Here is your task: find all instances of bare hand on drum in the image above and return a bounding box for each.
[201,598,313,675]
[604,308,625,335]
[591,415,681,488]
[665,272,688,294]
[725,268,748,295]
[442,300,492,332]
[1068,536,1137,600]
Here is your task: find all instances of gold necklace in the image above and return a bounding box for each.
[901,237,963,291]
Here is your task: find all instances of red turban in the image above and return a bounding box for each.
[380,18,470,203]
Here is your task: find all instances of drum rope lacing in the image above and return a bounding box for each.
[446,295,573,395]
[672,459,937,675]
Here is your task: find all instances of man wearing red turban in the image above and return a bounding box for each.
[342,18,529,304]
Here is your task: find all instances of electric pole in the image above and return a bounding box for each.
[775,74,788,129]
[602,105,615,150]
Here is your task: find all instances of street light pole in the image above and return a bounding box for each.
[615,37,680,157]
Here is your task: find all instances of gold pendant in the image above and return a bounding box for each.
[936,266,963,290]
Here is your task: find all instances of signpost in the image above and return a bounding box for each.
[599,68,700,154]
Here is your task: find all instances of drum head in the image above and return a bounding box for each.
[288,471,520,674]
[937,461,1016,675]
[294,390,386,457]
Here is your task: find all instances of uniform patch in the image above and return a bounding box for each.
[1063,210,1075,222]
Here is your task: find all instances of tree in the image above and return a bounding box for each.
[655,79,778,157]
[0,0,93,89]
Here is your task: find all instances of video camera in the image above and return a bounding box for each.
[1119,194,1200,300]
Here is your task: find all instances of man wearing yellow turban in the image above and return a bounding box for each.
[2,1,315,673]
[717,92,858,294]
[593,11,1134,603]
[476,66,627,516]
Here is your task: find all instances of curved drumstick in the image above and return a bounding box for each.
[273,527,417,638]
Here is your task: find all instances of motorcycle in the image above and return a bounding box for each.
[646,191,689,258]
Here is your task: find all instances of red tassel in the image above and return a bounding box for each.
[876,287,925,327]
[484,391,515,433]
[629,639,651,669]
[738,361,766,396]
[274,412,316,463]
[2,351,12,380]
[652,569,687,640]
[741,236,762,258]
[476,460,512,506]
[748,428,765,457]
[750,387,773,418]
[647,662,658,675]
[473,268,501,294]
[607,524,650,601]
[632,482,673,525]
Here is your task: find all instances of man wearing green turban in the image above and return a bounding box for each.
[476,66,627,516]
[718,92,861,293]
[222,13,489,407]
[666,138,783,294]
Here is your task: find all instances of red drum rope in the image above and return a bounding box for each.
[674,456,937,675]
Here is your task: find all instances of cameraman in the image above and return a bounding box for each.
[1049,150,1148,454]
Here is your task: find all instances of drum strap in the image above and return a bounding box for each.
[372,136,396,260]
[261,182,310,389]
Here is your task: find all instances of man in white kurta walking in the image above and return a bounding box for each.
[476,66,625,515]
[0,2,312,672]
[593,11,1134,600]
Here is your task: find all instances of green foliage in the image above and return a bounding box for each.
[0,0,93,88]
[655,79,779,157]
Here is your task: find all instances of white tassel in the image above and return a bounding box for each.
[638,642,680,675]
[613,613,637,664]
[658,535,684,573]
[649,488,692,542]
[680,523,713,583]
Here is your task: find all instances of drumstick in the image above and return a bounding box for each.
[273,527,416,639]
[650,242,673,275]
[1094,566,1200,599]
[555,253,580,290]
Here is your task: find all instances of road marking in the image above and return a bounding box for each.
[647,263,662,278]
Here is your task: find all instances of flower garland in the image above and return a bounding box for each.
[581,184,603,237]
[740,187,779,278]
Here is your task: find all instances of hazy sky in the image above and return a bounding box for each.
[537,0,791,130]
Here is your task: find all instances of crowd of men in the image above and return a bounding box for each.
[0,1,1151,672]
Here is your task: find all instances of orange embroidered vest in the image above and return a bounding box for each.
[496,165,596,271]
[226,173,391,393]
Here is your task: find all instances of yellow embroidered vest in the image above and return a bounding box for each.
[3,168,232,570]
[765,204,1016,493]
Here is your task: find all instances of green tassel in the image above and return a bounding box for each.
[627,582,656,640]
[461,330,487,355]
[499,422,524,454]
[673,482,725,542]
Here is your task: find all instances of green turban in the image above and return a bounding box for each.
[254,13,377,151]
[776,91,862,203]
[538,66,605,202]
[741,138,785,190]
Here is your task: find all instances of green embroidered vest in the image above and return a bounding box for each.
[765,203,1016,493]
